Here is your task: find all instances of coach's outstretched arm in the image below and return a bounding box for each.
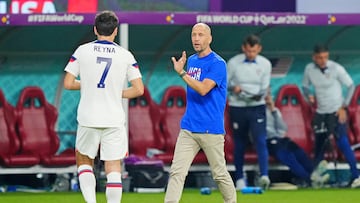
[172,51,216,96]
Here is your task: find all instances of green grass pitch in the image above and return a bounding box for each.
[0,188,360,203]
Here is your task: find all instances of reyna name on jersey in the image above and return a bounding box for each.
[94,45,116,53]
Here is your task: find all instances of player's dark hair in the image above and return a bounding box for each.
[95,11,119,36]
[313,44,329,54]
[243,34,261,47]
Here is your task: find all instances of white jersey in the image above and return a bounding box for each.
[64,40,142,127]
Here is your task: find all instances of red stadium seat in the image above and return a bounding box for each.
[347,85,360,160]
[155,86,208,164]
[0,89,40,167]
[16,86,75,166]
[275,84,313,155]
[224,104,234,163]
[128,86,165,157]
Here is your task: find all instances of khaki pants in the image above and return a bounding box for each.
[164,129,237,203]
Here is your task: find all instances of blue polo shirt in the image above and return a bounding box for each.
[180,51,227,134]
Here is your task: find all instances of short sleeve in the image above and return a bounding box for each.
[64,48,80,77]
[126,53,142,81]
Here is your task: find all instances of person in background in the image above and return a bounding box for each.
[164,23,236,203]
[227,34,272,190]
[265,89,329,188]
[64,10,144,203]
[302,44,360,188]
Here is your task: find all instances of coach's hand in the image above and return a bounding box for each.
[308,95,315,104]
[232,86,241,94]
[172,51,187,75]
[337,107,347,123]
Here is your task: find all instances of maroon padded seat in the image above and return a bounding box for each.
[128,86,165,157]
[224,104,234,163]
[0,89,40,167]
[16,86,75,166]
[348,85,360,160]
[275,84,313,155]
[155,86,208,164]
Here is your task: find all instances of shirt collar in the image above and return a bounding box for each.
[95,40,114,45]
[243,58,257,64]
[315,64,328,74]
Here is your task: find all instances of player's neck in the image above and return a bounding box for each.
[97,35,115,42]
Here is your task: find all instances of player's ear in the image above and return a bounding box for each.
[93,26,98,36]
[113,27,118,36]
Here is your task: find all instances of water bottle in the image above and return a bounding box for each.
[241,186,263,194]
[0,186,6,192]
[70,173,79,192]
[200,187,211,195]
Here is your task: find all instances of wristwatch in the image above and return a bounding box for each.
[179,70,187,78]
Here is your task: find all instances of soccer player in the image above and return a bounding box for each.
[227,34,272,190]
[164,23,237,203]
[302,44,360,188]
[63,10,144,203]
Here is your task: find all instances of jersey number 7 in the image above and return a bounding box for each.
[97,57,112,88]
